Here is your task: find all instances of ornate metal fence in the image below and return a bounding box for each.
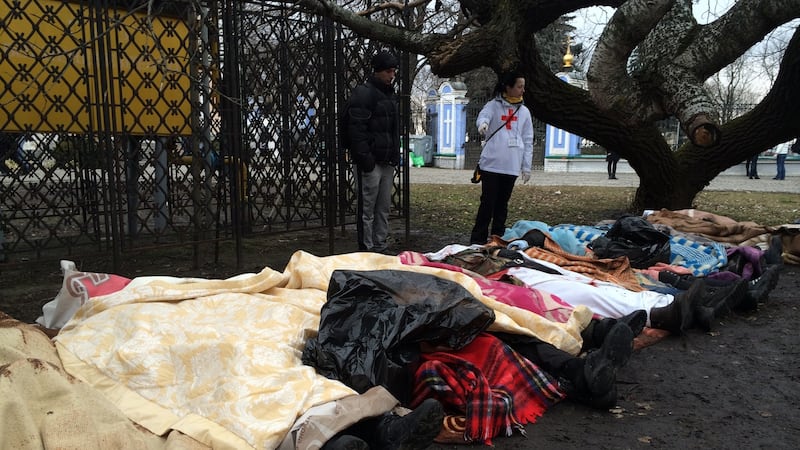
[0,0,410,268]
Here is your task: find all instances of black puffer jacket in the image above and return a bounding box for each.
[347,76,400,171]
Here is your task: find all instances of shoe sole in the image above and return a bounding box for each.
[583,322,634,396]
[618,310,647,336]
[583,350,616,396]
[602,322,635,368]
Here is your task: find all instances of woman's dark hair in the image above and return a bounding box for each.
[493,70,524,95]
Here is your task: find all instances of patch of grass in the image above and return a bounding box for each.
[693,191,798,225]
[410,184,797,233]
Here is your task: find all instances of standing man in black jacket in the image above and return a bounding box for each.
[347,50,400,253]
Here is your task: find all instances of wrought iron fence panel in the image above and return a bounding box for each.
[0,0,410,268]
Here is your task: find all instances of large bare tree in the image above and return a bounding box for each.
[293,0,800,210]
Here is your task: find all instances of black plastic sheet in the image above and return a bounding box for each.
[590,215,671,269]
[302,269,495,403]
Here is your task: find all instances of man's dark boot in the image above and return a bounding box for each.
[374,398,444,450]
[702,278,749,316]
[564,321,634,410]
[559,375,618,410]
[738,264,781,311]
[658,271,696,290]
[590,321,635,370]
[617,309,648,337]
[580,317,614,352]
[580,310,646,353]
[763,235,784,266]
[649,279,705,334]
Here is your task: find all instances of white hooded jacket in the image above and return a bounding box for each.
[476,95,534,177]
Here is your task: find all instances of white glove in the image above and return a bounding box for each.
[478,122,489,135]
[521,171,531,184]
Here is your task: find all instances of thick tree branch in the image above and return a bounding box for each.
[292,0,627,77]
[587,0,674,123]
[359,0,431,17]
[293,0,443,54]
[688,0,800,80]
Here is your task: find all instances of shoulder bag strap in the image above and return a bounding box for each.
[484,104,522,144]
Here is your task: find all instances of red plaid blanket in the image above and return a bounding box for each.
[411,333,564,444]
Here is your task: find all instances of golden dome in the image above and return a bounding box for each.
[563,36,574,69]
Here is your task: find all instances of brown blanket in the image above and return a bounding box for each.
[646,209,771,244]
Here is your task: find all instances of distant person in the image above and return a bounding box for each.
[347,50,400,253]
[745,153,760,179]
[606,150,620,180]
[773,140,791,180]
[470,71,534,245]
[0,132,27,174]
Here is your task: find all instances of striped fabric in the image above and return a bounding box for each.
[554,224,728,277]
[669,236,728,276]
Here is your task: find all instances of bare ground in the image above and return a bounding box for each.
[1,223,798,449]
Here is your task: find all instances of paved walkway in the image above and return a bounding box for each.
[409,167,800,193]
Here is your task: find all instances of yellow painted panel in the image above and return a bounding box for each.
[0,1,191,135]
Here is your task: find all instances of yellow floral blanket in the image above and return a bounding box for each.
[55,251,591,449]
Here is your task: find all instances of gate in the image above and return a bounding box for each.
[0,0,410,269]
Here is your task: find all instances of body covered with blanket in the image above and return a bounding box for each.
[48,251,591,449]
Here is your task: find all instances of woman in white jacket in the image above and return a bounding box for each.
[470,71,534,244]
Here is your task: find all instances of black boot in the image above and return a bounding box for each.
[658,271,696,290]
[763,235,784,266]
[702,278,749,316]
[580,310,646,353]
[563,322,633,410]
[559,375,618,410]
[373,398,444,450]
[738,264,781,311]
[649,279,705,334]
[558,357,617,410]
[617,309,648,336]
[580,317,615,352]
[587,321,635,372]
